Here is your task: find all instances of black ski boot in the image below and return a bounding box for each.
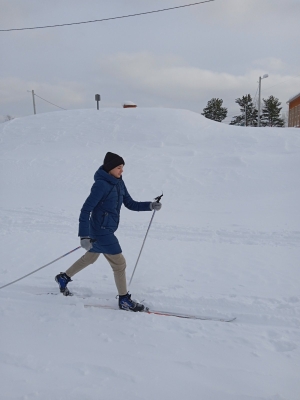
[119,293,145,312]
[118,292,145,312]
[55,272,72,296]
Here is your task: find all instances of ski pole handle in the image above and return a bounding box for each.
[155,193,163,203]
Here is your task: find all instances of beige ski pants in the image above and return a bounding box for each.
[65,252,127,295]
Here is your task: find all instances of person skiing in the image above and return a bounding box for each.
[55,152,162,312]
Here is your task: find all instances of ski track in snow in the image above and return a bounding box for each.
[1,206,299,247]
[3,281,300,331]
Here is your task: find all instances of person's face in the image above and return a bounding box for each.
[109,164,124,178]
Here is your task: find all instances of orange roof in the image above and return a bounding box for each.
[287,93,300,104]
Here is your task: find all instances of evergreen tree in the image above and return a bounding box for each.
[202,98,228,122]
[260,95,284,127]
[230,94,258,126]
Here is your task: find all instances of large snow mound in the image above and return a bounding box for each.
[1,108,300,400]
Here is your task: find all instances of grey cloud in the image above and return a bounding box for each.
[0,0,299,119]
[97,52,299,105]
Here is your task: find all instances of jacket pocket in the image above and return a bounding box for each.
[101,212,109,229]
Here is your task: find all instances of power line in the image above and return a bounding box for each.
[34,93,67,110]
[263,73,300,91]
[0,1,215,32]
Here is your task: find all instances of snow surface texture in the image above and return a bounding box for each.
[0,108,299,400]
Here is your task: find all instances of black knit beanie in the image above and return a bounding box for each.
[103,152,125,172]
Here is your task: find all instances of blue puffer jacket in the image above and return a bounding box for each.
[78,166,151,254]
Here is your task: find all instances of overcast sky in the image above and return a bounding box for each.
[0,0,299,122]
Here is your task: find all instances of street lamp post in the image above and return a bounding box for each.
[95,94,101,110]
[257,74,268,127]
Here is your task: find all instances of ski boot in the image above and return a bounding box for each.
[118,292,145,312]
[55,272,72,296]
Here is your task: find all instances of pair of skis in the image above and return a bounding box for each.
[36,292,236,322]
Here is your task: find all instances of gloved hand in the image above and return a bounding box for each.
[150,201,162,211]
[80,237,93,251]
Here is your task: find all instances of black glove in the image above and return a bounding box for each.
[150,201,162,211]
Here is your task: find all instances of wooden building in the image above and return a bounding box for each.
[123,101,137,109]
[287,93,300,127]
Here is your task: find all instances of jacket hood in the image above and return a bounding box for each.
[94,165,121,185]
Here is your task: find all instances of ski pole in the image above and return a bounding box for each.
[129,194,163,287]
[0,246,81,290]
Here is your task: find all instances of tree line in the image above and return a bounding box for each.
[202,95,285,127]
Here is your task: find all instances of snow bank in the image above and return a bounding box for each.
[1,108,300,400]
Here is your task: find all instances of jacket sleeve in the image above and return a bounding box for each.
[123,183,151,212]
[78,181,106,237]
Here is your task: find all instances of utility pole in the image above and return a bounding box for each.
[257,74,268,127]
[32,90,36,114]
[258,77,262,127]
[245,104,247,127]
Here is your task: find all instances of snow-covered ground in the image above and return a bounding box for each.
[1,108,299,400]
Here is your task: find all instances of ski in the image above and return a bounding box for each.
[84,303,236,322]
[36,291,73,296]
[36,293,236,322]
[146,309,236,322]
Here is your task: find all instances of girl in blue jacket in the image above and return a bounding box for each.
[55,152,162,311]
